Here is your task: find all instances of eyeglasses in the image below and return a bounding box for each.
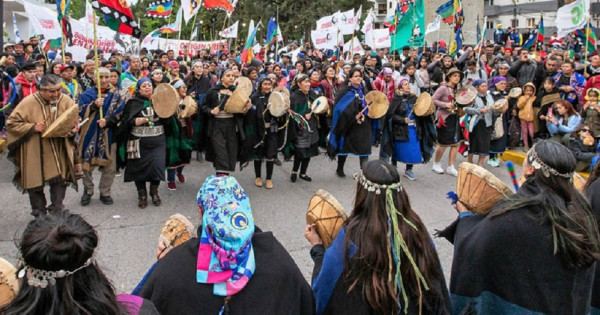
[582,129,591,133]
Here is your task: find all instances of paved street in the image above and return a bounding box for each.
[0,148,518,293]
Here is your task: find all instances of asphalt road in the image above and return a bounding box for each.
[0,148,519,293]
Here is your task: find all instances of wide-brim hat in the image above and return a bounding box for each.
[446,67,464,82]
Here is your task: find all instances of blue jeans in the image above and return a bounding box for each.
[167,166,184,182]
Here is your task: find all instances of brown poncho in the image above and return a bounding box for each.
[6,93,78,192]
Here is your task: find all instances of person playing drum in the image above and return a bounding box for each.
[464,79,498,167]
[380,77,434,181]
[328,68,372,178]
[431,67,463,176]
[118,78,166,209]
[304,160,451,314]
[245,77,287,189]
[164,79,193,191]
[201,69,251,176]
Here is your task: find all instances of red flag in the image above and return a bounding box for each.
[92,0,141,37]
[203,0,234,12]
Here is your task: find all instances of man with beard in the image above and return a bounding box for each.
[6,74,78,216]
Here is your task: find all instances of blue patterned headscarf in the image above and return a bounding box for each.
[196,175,256,297]
[136,78,151,92]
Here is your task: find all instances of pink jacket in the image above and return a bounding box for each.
[432,83,455,120]
[372,75,395,103]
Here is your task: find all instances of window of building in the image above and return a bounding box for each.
[484,0,494,5]
[389,1,392,9]
[486,21,494,30]
[526,18,536,27]
[511,19,519,28]
[378,3,386,14]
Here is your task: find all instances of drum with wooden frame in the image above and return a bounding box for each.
[224,77,253,114]
[152,84,179,118]
[455,86,477,106]
[179,95,198,119]
[0,257,19,307]
[311,96,329,114]
[42,105,79,138]
[268,90,290,117]
[364,90,389,119]
[156,213,197,259]
[490,98,509,114]
[306,189,348,248]
[414,92,434,116]
[508,87,522,98]
[457,162,513,214]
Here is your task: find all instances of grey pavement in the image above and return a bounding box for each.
[0,148,519,293]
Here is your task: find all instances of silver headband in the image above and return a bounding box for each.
[353,170,403,195]
[527,144,574,179]
[18,254,95,288]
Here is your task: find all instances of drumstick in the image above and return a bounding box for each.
[78,118,90,128]
[505,161,519,192]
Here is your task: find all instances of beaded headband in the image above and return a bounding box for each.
[17,254,94,289]
[353,170,403,194]
[527,144,573,179]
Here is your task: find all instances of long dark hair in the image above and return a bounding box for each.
[494,140,600,268]
[0,211,129,315]
[585,161,600,191]
[343,160,443,315]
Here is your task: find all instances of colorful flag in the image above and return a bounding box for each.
[92,0,141,37]
[574,22,597,53]
[12,13,21,43]
[240,20,259,65]
[436,0,455,24]
[57,0,70,21]
[158,7,182,34]
[265,17,278,49]
[453,0,464,31]
[537,16,545,48]
[449,25,463,57]
[522,16,544,50]
[146,0,173,18]
[142,29,161,45]
[203,0,234,13]
[474,16,487,53]
[391,0,425,51]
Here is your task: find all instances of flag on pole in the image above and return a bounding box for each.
[191,26,198,40]
[435,0,455,24]
[240,20,259,65]
[555,0,591,37]
[425,14,441,35]
[449,25,463,57]
[228,0,240,17]
[12,13,21,43]
[453,0,464,31]
[218,21,239,38]
[142,28,161,44]
[361,9,374,35]
[158,7,182,34]
[391,0,425,51]
[522,16,544,50]
[353,6,362,30]
[145,0,173,18]
[265,17,278,49]
[92,0,141,37]
[182,0,202,23]
[57,0,70,21]
[276,25,283,42]
[574,22,597,53]
[474,16,487,53]
[203,0,234,13]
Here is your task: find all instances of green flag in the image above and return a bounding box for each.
[391,0,425,51]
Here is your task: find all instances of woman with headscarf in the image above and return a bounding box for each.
[117,78,166,209]
[136,175,315,315]
[464,79,497,166]
[287,74,319,182]
[1,211,159,314]
[442,140,600,314]
[245,77,286,189]
[381,77,435,181]
[328,67,372,178]
[487,76,509,167]
[164,79,193,191]
[305,160,451,315]
[201,68,250,176]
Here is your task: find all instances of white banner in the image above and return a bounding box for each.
[343,37,364,56]
[182,0,202,24]
[311,29,337,50]
[337,9,355,35]
[425,15,441,35]
[361,10,374,35]
[142,38,228,57]
[555,0,590,37]
[219,21,239,38]
[365,29,391,49]
[316,13,337,31]
[23,1,62,40]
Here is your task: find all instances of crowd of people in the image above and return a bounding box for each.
[0,27,600,314]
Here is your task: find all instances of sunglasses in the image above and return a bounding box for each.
[582,129,591,133]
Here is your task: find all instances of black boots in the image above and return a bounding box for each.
[150,184,161,206]
[138,188,148,209]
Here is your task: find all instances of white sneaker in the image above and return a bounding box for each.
[432,162,444,174]
[487,158,500,167]
[446,165,458,177]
